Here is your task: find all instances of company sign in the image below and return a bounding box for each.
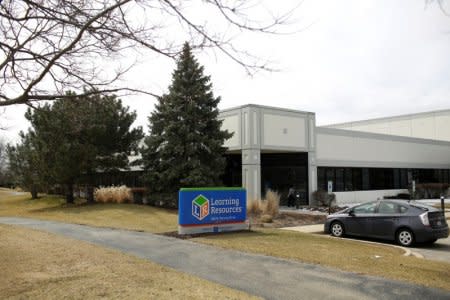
[178,188,247,234]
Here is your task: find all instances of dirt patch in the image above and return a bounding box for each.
[250,211,326,228]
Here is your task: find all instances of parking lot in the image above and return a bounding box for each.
[411,236,450,263]
[283,223,450,263]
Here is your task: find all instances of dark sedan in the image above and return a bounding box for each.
[324,200,449,246]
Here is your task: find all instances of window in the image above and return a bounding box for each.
[398,205,408,213]
[352,168,362,191]
[378,202,408,214]
[317,167,450,192]
[378,202,396,214]
[353,202,377,214]
[344,168,353,191]
[318,168,326,191]
[362,168,370,190]
[335,168,344,191]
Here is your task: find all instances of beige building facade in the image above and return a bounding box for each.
[220,105,450,205]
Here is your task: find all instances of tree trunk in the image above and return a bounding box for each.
[86,185,95,203]
[66,183,74,204]
[30,184,38,199]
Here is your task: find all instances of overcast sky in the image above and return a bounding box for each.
[1,0,450,143]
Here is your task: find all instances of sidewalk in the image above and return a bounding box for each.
[280,224,324,233]
[0,217,449,300]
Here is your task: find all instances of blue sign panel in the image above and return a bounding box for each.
[178,188,246,226]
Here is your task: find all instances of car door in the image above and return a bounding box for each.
[345,201,378,236]
[371,202,406,240]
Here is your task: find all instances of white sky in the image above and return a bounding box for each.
[1,0,450,143]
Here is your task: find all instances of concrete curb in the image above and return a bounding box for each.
[280,225,425,258]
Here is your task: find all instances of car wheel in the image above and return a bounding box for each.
[330,221,345,237]
[396,228,414,247]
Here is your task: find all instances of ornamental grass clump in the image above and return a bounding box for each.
[94,186,133,203]
[246,189,280,219]
[264,189,280,217]
[247,198,262,216]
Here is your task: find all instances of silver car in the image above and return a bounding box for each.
[324,200,449,247]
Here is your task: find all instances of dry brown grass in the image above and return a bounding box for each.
[0,224,259,299]
[0,190,177,233]
[247,198,262,216]
[2,188,449,292]
[247,189,280,218]
[194,229,450,292]
[264,190,280,216]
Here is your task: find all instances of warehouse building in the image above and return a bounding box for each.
[219,105,450,205]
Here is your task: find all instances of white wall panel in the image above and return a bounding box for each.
[316,129,450,168]
[262,114,306,148]
[411,116,435,140]
[326,109,450,142]
[221,114,240,148]
[436,115,450,141]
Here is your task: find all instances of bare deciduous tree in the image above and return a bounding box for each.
[0,0,295,107]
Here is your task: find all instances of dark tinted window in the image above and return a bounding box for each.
[398,205,408,213]
[335,168,344,191]
[353,202,377,214]
[378,202,396,214]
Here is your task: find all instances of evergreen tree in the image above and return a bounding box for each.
[7,134,46,198]
[23,92,143,203]
[142,43,232,193]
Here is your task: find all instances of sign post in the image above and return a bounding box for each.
[178,187,248,235]
[327,181,333,194]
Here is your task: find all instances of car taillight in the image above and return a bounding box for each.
[419,212,430,226]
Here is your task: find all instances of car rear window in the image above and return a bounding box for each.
[398,205,408,213]
[410,203,431,211]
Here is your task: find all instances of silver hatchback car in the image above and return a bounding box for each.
[324,200,449,247]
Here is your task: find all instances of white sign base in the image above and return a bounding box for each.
[178,222,249,235]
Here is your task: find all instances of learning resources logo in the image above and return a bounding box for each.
[192,194,209,221]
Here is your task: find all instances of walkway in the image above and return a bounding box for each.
[0,217,449,300]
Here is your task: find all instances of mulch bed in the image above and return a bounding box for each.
[160,210,332,239]
[250,211,326,228]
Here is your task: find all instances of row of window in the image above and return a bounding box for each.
[317,167,450,192]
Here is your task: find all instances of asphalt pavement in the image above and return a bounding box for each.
[0,217,449,300]
[410,236,450,263]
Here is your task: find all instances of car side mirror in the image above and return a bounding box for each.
[348,210,355,217]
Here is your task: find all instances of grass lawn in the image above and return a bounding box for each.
[194,229,450,292]
[0,189,177,233]
[1,188,449,292]
[0,224,259,299]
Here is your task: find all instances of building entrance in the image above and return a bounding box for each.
[261,153,308,206]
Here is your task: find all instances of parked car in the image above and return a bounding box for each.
[324,200,449,246]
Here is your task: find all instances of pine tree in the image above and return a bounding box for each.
[142,43,232,193]
[22,92,143,203]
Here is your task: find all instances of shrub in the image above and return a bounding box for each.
[94,185,133,203]
[264,189,280,217]
[312,190,336,207]
[260,214,273,223]
[247,198,262,216]
[247,189,280,218]
[146,192,178,208]
[409,183,449,199]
